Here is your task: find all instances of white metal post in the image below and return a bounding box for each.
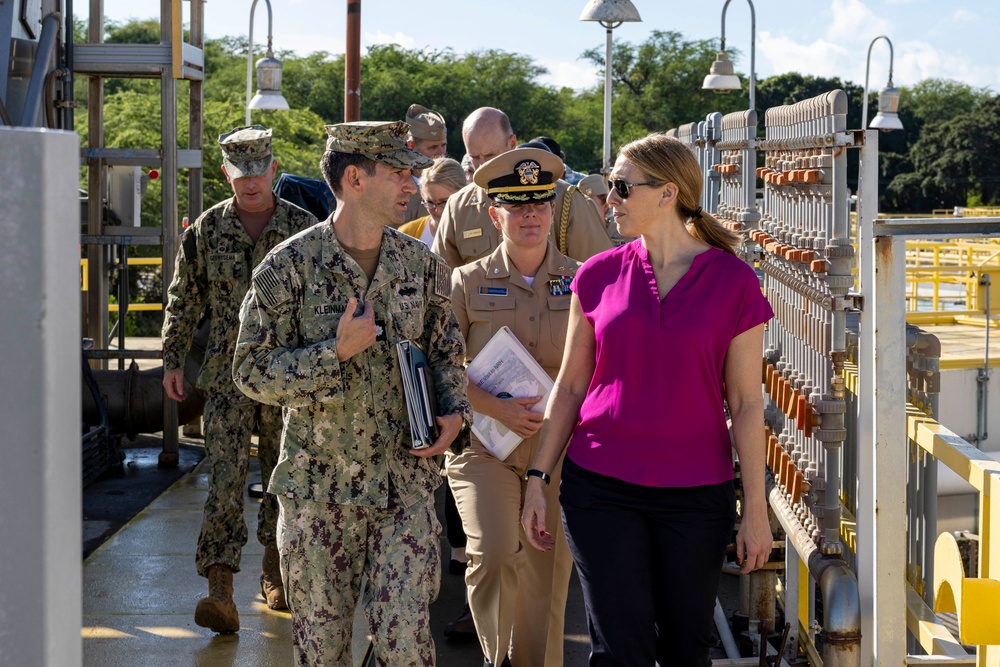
[0,127,82,667]
[602,25,613,173]
[856,128,878,665]
[871,230,908,666]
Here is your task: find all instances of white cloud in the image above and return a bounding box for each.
[363,31,417,49]
[275,32,344,57]
[893,40,998,89]
[827,0,891,43]
[538,60,601,91]
[950,9,975,21]
[758,32,853,81]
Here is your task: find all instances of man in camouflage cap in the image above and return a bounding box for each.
[401,103,448,226]
[161,124,319,633]
[233,120,472,666]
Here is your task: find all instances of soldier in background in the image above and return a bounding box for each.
[401,103,448,225]
[161,125,319,633]
[580,173,634,247]
[233,121,472,666]
[432,107,613,269]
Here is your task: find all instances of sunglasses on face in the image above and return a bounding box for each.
[607,178,664,199]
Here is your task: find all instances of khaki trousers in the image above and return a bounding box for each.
[447,436,573,667]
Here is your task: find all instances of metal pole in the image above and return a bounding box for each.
[245,0,273,126]
[855,128,878,664]
[86,0,107,367]
[721,0,756,111]
[861,36,894,129]
[189,0,204,221]
[161,0,179,466]
[602,24,612,173]
[345,0,361,121]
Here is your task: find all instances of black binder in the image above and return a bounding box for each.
[395,340,440,449]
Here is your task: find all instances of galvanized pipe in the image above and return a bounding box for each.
[768,472,861,667]
[21,11,60,127]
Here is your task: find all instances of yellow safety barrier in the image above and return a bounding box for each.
[842,362,1000,665]
[80,257,164,313]
[907,406,1000,666]
[934,532,1000,647]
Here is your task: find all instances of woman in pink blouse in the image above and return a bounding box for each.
[521,133,774,666]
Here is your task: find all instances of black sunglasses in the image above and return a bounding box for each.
[607,178,664,199]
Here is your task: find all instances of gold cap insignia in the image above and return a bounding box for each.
[516,161,540,186]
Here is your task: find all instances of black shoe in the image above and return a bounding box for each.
[483,656,511,667]
[444,604,477,641]
[448,558,468,575]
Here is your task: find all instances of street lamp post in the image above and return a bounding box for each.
[702,0,756,111]
[246,0,290,126]
[862,35,903,132]
[579,0,642,174]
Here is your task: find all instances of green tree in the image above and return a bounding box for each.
[583,30,744,144]
[890,95,1000,209]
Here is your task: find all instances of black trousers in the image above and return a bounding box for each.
[560,458,736,667]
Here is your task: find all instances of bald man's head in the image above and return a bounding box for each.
[462,107,517,171]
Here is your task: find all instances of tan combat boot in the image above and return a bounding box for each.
[194,564,240,633]
[260,547,288,610]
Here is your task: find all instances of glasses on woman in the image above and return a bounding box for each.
[422,197,449,211]
[607,179,664,199]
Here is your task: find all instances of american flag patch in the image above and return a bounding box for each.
[253,264,291,309]
[434,259,451,300]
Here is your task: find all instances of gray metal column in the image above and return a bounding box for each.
[159,0,179,466]
[85,0,106,365]
[0,127,81,667]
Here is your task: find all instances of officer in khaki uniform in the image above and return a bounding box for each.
[233,121,472,667]
[432,106,612,269]
[447,147,578,667]
[161,125,318,633]
[401,103,448,225]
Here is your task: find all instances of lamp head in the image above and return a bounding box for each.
[579,0,642,27]
[869,83,903,131]
[702,51,741,93]
[249,52,290,111]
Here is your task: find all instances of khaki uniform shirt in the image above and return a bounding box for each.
[233,223,472,509]
[161,197,319,393]
[431,180,613,269]
[451,241,581,380]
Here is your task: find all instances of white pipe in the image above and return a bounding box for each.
[714,597,742,659]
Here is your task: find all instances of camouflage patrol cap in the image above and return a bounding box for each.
[405,104,446,141]
[474,147,563,205]
[579,173,609,197]
[218,124,274,179]
[324,121,434,170]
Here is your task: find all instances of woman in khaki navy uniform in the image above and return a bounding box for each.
[447,147,579,667]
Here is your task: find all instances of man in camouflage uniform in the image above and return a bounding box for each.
[401,103,448,226]
[233,120,472,666]
[431,107,613,269]
[161,125,319,633]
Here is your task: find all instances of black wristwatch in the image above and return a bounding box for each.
[524,469,551,485]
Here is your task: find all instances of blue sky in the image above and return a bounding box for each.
[101,0,998,92]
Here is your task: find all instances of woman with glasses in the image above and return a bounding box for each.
[399,157,466,247]
[448,147,579,667]
[521,133,774,666]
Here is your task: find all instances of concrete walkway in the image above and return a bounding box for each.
[82,452,593,666]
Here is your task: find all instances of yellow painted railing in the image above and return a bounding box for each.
[842,363,1000,665]
[80,257,164,312]
[907,406,1000,666]
[905,240,1000,315]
